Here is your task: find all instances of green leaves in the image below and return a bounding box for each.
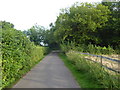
[24,25,46,45]
[1,21,48,89]
[54,3,111,45]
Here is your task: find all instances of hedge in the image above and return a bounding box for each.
[1,28,47,89]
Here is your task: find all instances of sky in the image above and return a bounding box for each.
[0,0,102,31]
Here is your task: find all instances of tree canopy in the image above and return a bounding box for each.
[54,3,111,46]
[23,2,120,49]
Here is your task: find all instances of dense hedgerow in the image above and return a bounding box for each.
[1,28,48,89]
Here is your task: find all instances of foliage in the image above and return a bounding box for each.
[60,40,119,88]
[99,1,120,47]
[1,21,14,30]
[60,42,116,55]
[54,3,111,45]
[1,21,48,89]
[43,24,59,49]
[59,53,103,88]
[23,2,120,50]
[42,46,51,55]
[1,1,120,89]
[23,24,46,45]
[66,51,120,88]
[23,24,59,49]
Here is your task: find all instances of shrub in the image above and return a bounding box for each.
[60,42,76,53]
[2,28,47,89]
[42,46,51,55]
[61,42,116,55]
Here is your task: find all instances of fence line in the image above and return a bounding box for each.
[75,51,120,73]
[79,52,120,63]
[85,58,120,73]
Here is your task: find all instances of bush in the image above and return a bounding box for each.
[42,46,51,55]
[66,51,90,72]
[60,42,76,53]
[2,28,47,89]
[60,42,116,55]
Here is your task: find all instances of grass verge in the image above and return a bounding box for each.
[59,53,103,88]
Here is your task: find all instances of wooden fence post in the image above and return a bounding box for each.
[101,56,102,68]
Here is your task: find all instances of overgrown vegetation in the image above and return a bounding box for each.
[59,53,103,88]
[62,45,120,89]
[56,1,119,89]
[23,2,120,53]
[1,21,49,89]
[22,1,119,89]
[60,42,118,55]
[66,51,119,88]
[23,24,59,49]
[1,1,120,89]
[54,2,120,49]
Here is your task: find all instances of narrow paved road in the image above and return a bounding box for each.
[13,51,80,88]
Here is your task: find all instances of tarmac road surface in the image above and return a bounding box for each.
[13,51,80,88]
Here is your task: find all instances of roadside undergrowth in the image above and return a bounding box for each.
[59,53,104,88]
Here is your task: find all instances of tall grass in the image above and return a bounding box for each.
[66,51,120,88]
[60,42,120,89]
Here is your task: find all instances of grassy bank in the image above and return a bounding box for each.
[59,53,103,88]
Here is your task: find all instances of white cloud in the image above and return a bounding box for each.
[0,0,102,30]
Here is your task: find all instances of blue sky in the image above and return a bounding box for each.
[0,0,102,30]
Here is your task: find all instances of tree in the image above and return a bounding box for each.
[24,24,46,45]
[54,3,111,45]
[100,1,120,47]
[43,23,59,49]
[1,21,14,30]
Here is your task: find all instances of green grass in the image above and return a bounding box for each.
[59,53,103,88]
